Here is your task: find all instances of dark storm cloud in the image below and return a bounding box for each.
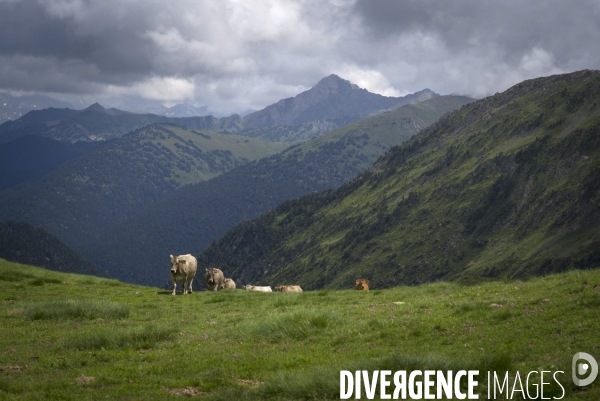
[0,0,599,113]
[0,1,156,84]
[352,0,600,65]
[0,0,318,109]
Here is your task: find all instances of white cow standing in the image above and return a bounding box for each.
[170,254,197,295]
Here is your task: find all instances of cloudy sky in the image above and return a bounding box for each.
[1,0,599,114]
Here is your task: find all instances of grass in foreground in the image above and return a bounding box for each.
[0,258,598,400]
[21,299,130,321]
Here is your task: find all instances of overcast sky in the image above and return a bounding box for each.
[1,0,599,114]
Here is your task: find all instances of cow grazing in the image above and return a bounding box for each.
[170,254,197,295]
[205,268,225,292]
[355,278,370,291]
[221,278,236,290]
[275,285,303,293]
[242,284,272,292]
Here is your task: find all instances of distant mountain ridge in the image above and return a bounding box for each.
[196,70,600,290]
[0,75,438,145]
[0,103,164,144]
[0,91,73,124]
[0,102,246,144]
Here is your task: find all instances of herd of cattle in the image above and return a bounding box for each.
[169,254,371,294]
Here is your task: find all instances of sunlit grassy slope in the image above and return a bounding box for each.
[198,70,600,290]
[1,259,598,400]
[133,124,291,184]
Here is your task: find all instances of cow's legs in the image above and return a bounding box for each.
[172,280,177,295]
[183,278,189,295]
[188,277,193,294]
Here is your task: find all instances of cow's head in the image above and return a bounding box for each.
[355,279,368,290]
[205,268,217,284]
[170,255,186,275]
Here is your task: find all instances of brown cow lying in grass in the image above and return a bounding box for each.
[221,278,236,289]
[355,279,369,291]
[274,285,302,293]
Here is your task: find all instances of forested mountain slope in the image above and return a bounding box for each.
[83,96,473,286]
[197,70,600,290]
[0,221,100,276]
[0,135,106,191]
[0,125,289,249]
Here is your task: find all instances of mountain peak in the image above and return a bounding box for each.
[312,74,358,92]
[84,103,106,112]
[242,74,439,129]
[83,103,129,116]
[317,74,348,84]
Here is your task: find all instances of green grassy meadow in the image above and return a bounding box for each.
[135,124,292,185]
[0,259,598,400]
